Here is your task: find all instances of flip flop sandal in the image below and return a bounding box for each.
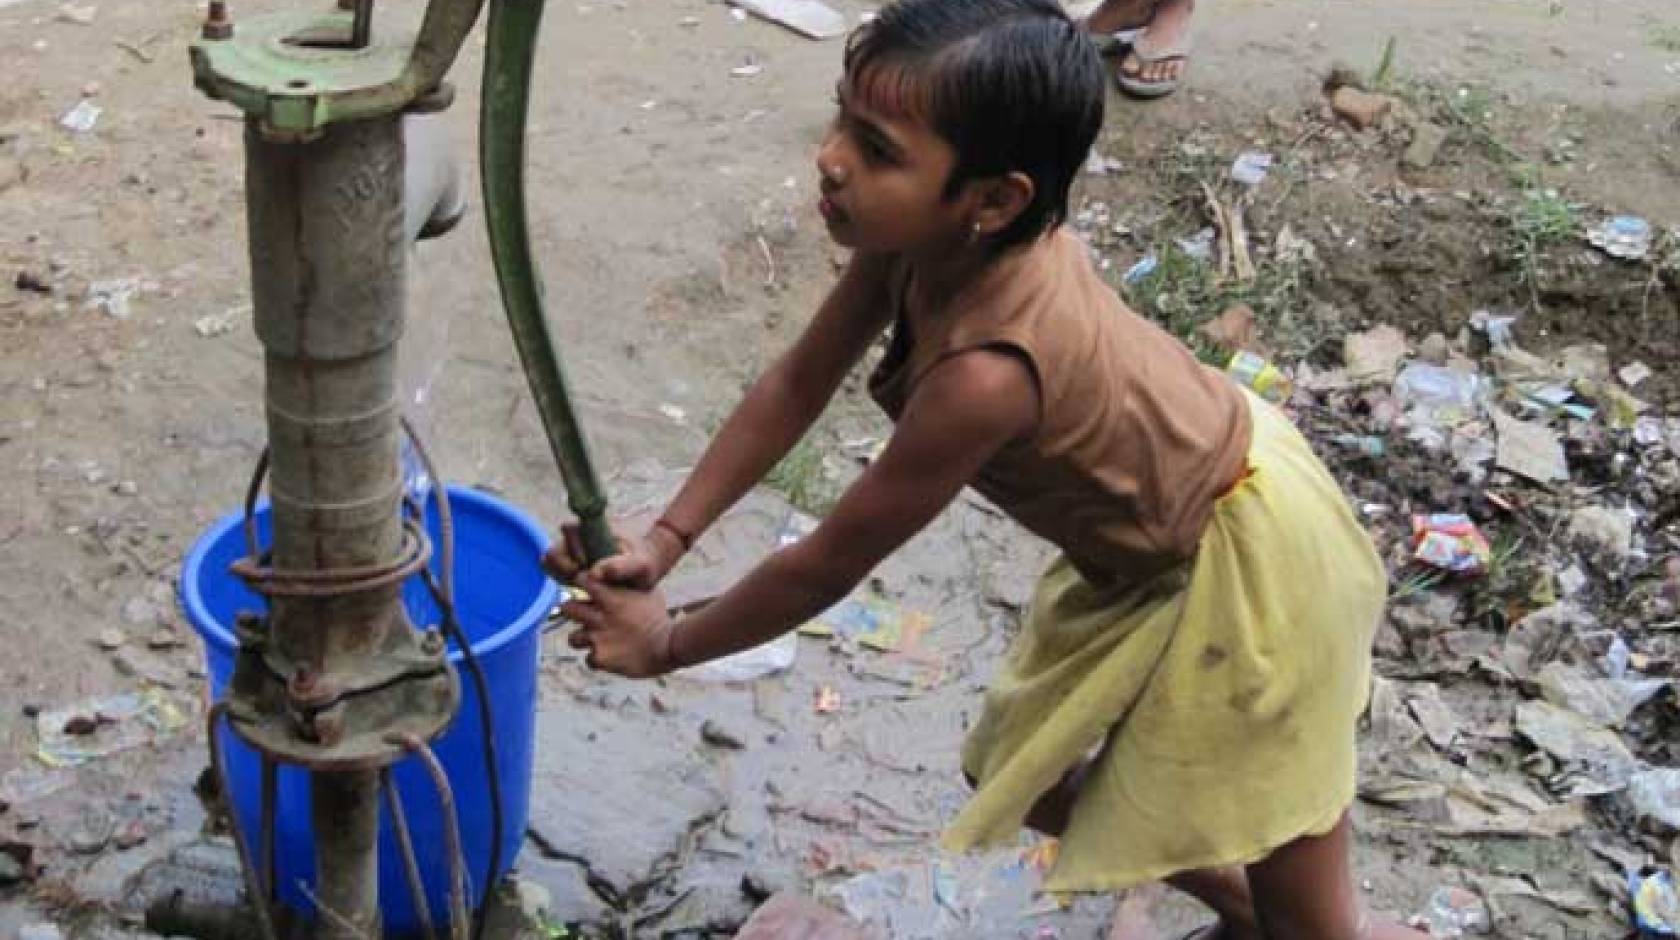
[1177,926,1220,940]
[1089,26,1145,56]
[1115,35,1191,99]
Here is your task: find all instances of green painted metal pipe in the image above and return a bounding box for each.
[481,0,616,565]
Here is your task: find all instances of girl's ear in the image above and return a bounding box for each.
[970,171,1036,239]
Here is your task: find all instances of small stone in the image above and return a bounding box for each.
[96,629,126,651]
[0,853,23,885]
[1329,87,1394,130]
[1402,122,1449,169]
[18,924,63,940]
[68,817,112,855]
[113,818,147,850]
[699,719,745,750]
[114,480,138,496]
[146,628,183,650]
[63,714,99,736]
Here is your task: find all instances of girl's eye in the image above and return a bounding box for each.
[858,135,891,165]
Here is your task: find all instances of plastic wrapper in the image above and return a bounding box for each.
[1411,514,1491,575]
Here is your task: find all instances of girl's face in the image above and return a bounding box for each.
[814,72,974,255]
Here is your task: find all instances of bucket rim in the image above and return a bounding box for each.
[180,485,560,663]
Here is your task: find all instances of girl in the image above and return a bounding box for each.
[548,1,1422,936]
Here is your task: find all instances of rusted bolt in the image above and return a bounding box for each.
[420,630,445,657]
[201,1,233,40]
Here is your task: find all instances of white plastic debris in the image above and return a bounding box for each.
[56,2,96,24]
[730,63,764,78]
[727,0,846,39]
[60,99,102,133]
[1620,361,1653,388]
[1586,215,1653,261]
[1230,151,1274,187]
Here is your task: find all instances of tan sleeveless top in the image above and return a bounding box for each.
[869,230,1252,587]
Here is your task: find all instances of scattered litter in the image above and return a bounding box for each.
[59,98,102,133]
[1557,343,1613,385]
[800,592,928,652]
[1515,700,1639,797]
[1631,869,1678,937]
[679,632,795,682]
[1537,662,1667,729]
[1411,514,1491,576]
[730,63,764,78]
[1405,683,1463,751]
[56,2,95,24]
[1394,363,1484,431]
[658,403,688,424]
[192,308,240,338]
[1627,769,1680,833]
[1343,324,1409,386]
[1175,227,1216,262]
[1226,351,1293,405]
[1083,151,1122,176]
[1475,874,1598,917]
[35,690,188,768]
[95,629,125,652]
[1121,253,1158,284]
[1422,885,1489,938]
[1229,151,1273,187]
[86,277,153,319]
[727,0,846,40]
[1492,409,1569,485]
[1587,215,1653,261]
[1469,309,1518,350]
[1620,362,1653,388]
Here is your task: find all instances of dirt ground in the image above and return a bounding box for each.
[2,0,1679,937]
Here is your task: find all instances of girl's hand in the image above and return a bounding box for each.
[561,571,678,678]
[541,522,669,591]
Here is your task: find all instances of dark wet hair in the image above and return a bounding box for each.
[843,0,1105,251]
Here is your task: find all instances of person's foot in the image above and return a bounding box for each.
[1117,0,1194,93]
[1083,0,1160,38]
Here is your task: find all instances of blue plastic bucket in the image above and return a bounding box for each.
[180,486,558,937]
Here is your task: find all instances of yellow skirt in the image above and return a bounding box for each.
[944,392,1386,892]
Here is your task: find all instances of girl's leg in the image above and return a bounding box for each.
[1084,0,1162,36]
[1023,765,1261,939]
[1244,812,1429,940]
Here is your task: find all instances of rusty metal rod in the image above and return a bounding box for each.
[382,768,439,940]
[207,703,280,940]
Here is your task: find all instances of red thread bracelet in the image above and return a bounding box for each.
[654,517,695,552]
